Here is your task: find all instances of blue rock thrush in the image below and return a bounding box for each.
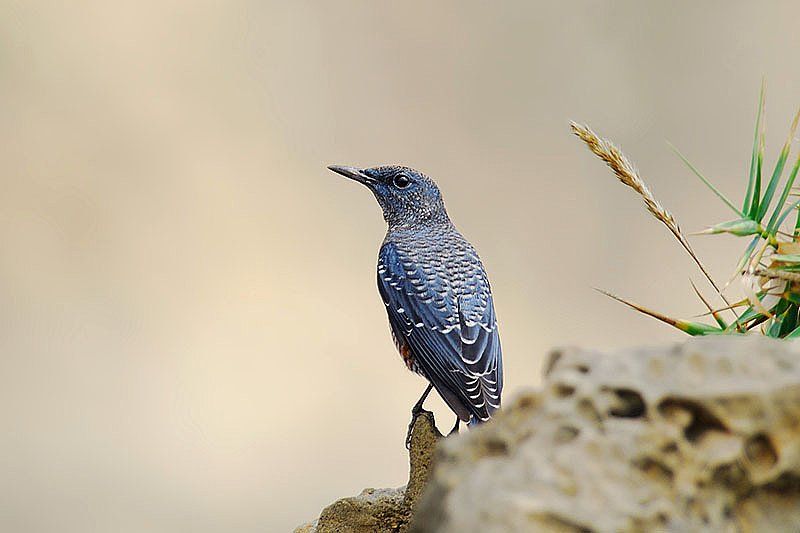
[328,165,503,445]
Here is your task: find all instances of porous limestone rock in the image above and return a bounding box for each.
[410,336,800,532]
[295,409,442,533]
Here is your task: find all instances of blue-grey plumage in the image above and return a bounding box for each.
[328,164,503,427]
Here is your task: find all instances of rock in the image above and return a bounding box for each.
[295,409,442,533]
[410,336,800,532]
[312,487,407,533]
[293,521,317,533]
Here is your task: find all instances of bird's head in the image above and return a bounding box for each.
[328,165,449,228]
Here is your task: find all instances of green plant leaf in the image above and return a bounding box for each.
[670,144,744,217]
[785,324,800,338]
[766,299,792,337]
[772,197,800,235]
[744,83,765,215]
[730,293,773,330]
[703,218,761,237]
[736,236,762,273]
[757,109,800,222]
[767,317,783,337]
[765,137,800,233]
[795,193,800,238]
[596,289,724,336]
[771,253,800,263]
[780,305,799,337]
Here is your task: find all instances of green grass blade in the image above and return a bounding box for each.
[744,82,765,214]
[679,321,727,336]
[730,310,767,332]
[785,324,800,338]
[765,299,791,337]
[733,305,761,325]
[751,92,767,217]
[670,144,743,217]
[767,316,783,337]
[796,200,800,238]
[794,202,800,237]
[796,190,800,237]
[783,291,800,306]
[773,198,800,235]
[754,138,764,217]
[766,131,800,233]
[596,288,723,336]
[771,253,800,263]
[757,109,800,223]
[779,304,799,337]
[703,218,761,236]
[736,236,762,273]
[772,297,790,316]
[729,291,774,330]
[745,314,771,331]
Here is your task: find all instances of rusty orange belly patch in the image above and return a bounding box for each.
[399,341,417,372]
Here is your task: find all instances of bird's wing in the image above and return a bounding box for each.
[378,242,502,422]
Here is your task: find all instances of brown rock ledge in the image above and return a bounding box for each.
[295,409,442,533]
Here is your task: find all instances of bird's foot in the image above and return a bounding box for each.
[405,407,433,449]
[405,384,435,449]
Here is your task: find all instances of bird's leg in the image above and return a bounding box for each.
[448,416,460,436]
[405,384,434,449]
[411,383,434,414]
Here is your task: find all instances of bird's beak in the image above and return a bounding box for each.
[327,165,376,186]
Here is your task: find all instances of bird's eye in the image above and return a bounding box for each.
[393,174,411,188]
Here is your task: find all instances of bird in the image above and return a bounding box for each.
[328,164,503,446]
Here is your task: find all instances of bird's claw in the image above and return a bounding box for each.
[405,407,431,449]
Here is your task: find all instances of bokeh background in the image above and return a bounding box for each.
[2,1,800,531]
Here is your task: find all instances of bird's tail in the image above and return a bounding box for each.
[467,414,489,427]
[467,400,500,427]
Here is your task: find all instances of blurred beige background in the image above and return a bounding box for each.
[2,1,800,531]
